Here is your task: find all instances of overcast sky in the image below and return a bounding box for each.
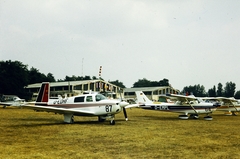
[1,0,240,91]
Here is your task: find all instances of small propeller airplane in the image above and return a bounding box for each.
[135,91,219,120]
[21,82,137,125]
[0,95,25,108]
[202,97,240,116]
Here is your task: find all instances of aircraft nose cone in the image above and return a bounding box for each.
[119,101,129,107]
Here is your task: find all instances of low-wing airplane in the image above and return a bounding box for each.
[21,82,137,125]
[0,95,25,108]
[135,91,219,120]
[202,97,240,115]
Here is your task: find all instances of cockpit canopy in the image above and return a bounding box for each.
[73,94,107,103]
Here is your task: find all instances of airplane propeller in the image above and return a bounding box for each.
[123,107,128,121]
[119,88,129,121]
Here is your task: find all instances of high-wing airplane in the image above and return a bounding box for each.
[0,95,25,108]
[21,82,137,125]
[202,97,240,115]
[135,91,218,120]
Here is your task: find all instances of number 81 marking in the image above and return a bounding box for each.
[105,105,112,112]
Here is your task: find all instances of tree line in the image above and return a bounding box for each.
[1,60,240,100]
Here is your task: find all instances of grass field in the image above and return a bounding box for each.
[1,107,240,159]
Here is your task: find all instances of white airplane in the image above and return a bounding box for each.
[202,97,240,115]
[21,82,137,125]
[135,91,218,120]
[0,95,25,108]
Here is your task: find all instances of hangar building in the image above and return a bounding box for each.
[123,86,180,102]
[25,80,123,101]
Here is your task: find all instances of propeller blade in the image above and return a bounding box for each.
[118,88,128,121]
[123,107,128,121]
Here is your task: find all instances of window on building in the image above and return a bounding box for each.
[144,91,152,95]
[90,83,95,91]
[153,90,158,95]
[83,84,88,90]
[74,85,82,90]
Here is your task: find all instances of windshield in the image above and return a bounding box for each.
[95,94,107,101]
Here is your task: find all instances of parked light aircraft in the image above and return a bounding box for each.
[202,97,240,115]
[21,82,137,125]
[0,95,25,108]
[135,91,219,120]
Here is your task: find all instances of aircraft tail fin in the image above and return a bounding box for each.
[36,82,50,103]
[135,91,153,104]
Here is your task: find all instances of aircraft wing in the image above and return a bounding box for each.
[160,94,197,102]
[215,97,238,104]
[0,102,13,106]
[22,104,96,116]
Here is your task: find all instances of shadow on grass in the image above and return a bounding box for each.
[5,117,129,127]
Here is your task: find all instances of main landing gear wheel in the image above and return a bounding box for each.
[224,112,232,116]
[204,116,213,121]
[178,115,189,120]
[189,114,199,119]
[232,112,238,116]
[110,120,115,125]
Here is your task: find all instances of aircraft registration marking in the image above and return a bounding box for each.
[151,105,169,110]
[53,98,68,104]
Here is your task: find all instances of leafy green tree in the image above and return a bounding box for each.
[133,78,170,87]
[0,60,29,97]
[133,78,152,87]
[63,75,92,81]
[92,76,97,80]
[234,91,240,99]
[159,78,170,86]
[29,67,46,84]
[46,73,56,82]
[182,84,206,97]
[217,83,223,96]
[208,85,216,97]
[109,80,126,88]
[224,81,236,97]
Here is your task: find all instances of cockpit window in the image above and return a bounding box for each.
[95,94,107,101]
[86,96,93,102]
[74,96,84,103]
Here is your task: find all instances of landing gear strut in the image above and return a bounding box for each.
[110,120,115,125]
[189,114,199,119]
[98,116,106,122]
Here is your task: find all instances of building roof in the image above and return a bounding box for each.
[25,80,117,89]
[124,86,173,92]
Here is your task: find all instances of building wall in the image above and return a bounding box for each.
[124,86,180,101]
[26,80,123,101]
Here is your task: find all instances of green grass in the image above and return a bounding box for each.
[1,107,240,159]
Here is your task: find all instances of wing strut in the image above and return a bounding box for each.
[185,98,198,114]
[230,100,238,112]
